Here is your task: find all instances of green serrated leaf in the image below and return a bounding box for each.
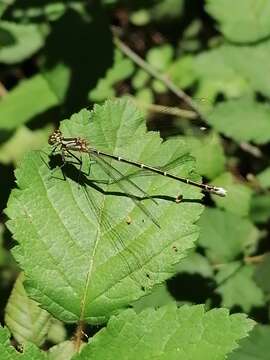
[0,326,16,358]
[6,99,203,324]
[205,0,270,43]
[5,272,52,346]
[0,325,47,359]
[0,75,59,132]
[210,172,252,217]
[216,263,264,312]
[0,125,52,165]
[198,208,259,263]
[0,21,45,64]
[73,304,254,360]
[207,98,270,145]
[228,324,270,360]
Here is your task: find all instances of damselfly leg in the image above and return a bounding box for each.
[48,129,227,197]
[48,130,161,227]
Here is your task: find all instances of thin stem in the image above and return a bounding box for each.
[244,254,267,264]
[133,98,197,119]
[240,142,262,158]
[73,320,86,352]
[114,36,206,122]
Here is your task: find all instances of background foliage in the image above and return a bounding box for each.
[0,0,270,358]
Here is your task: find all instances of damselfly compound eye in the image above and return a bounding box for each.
[48,134,56,145]
[48,130,62,145]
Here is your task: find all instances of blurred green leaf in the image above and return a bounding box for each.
[5,273,52,346]
[42,6,113,114]
[175,252,214,278]
[146,45,174,72]
[257,167,270,188]
[150,0,185,21]
[89,50,134,102]
[195,41,270,105]
[0,125,52,165]
[0,75,58,132]
[194,46,250,104]
[184,132,225,179]
[152,79,167,93]
[9,1,83,22]
[5,99,203,324]
[0,21,45,64]
[205,0,270,43]
[72,304,254,360]
[132,69,150,90]
[0,223,8,266]
[198,208,259,263]
[44,2,67,21]
[180,20,203,52]
[135,88,154,106]
[0,0,14,18]
[46,319,67,345]
[250,194,270,224]
[101,0,118,4]
[132,284,175,313]
[207,98,270,145]
[216,263,264,312]
[130,9,151,26]
[42,62,70,104]
[0,224,18,288]
[254,253,270,294]
[211,172,253,217]
[228,325,270,360]
[48,340,78,360]
[167,55,196,89]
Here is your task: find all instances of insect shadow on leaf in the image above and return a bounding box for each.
[40,150,202,292]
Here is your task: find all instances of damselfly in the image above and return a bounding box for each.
[48,129,227,197]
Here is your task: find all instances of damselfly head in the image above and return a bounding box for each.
[48,129,62,145]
